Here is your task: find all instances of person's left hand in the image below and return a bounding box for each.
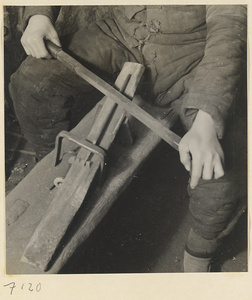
[179,110,225,189]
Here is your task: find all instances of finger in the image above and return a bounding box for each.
[179,144,191,172]
[202,161,214,180]
[21,38,33,57]
[21,37,39,58]
[22,44,31,56]
[25,44,36,58]
[190,156,203,189]
[23,33,50,58]
[48,33,62,47]
[214,159,225,179]
[30,41,50,58]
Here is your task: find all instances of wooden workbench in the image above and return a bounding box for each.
[6,98,179,274]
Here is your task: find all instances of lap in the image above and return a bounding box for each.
[11,22,138,97]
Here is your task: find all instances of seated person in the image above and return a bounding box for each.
[9,5,247,272]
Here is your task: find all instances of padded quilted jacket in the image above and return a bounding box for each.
[21,5,247,138]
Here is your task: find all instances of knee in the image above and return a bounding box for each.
[9,56,62,102]
[9,57,42,107]
[188,176,238,240]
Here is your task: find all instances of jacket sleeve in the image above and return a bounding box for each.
[181,5,247,138]
[21,6,61,31]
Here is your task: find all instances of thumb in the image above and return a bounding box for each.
[46,30,61,47]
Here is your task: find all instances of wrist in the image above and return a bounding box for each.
[192,110,217,136]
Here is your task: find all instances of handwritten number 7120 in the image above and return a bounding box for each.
[4,282,42,295]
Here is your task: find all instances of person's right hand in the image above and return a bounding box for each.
[21,15,61,59]
[179,110,225,189]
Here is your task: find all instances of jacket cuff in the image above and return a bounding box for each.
[22,6,60,31]
[182,93,227,139]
